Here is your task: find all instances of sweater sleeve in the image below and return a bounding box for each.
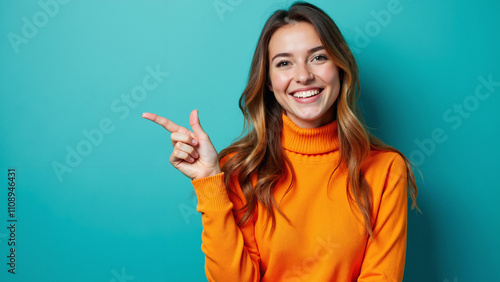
[191,172,261,282]
[358,155,408,282]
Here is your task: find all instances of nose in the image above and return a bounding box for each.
[294,63,314,84]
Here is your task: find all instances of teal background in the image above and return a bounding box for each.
[1,0,499,281]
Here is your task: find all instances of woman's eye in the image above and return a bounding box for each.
[312,55,328,62]
[276,60,290,67]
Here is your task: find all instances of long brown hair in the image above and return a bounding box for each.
[219,2,418,237]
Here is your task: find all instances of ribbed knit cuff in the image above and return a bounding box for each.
[191,173,232,211]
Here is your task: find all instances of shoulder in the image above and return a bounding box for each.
[363,149,405,173]
[362,149,407,191]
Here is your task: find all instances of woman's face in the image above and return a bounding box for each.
[268,22,341,129]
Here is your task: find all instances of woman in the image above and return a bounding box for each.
[143,2,418,281]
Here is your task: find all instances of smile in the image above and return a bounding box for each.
[291,89,323,98]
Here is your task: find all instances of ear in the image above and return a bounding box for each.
[267,80,273,92]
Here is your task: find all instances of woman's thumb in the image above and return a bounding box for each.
[189,109,206,137]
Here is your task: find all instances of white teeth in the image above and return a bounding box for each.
[292,89,321,98]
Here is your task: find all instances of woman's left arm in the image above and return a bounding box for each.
[358,154,408,282]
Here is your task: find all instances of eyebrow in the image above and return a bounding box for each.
[270,46,325,62]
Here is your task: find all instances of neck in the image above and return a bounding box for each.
[281,112,339,155]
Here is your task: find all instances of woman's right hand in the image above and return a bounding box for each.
[142,109,221,180]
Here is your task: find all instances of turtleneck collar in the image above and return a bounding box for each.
[281,113,339,155]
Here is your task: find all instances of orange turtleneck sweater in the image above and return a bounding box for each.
[191,114,408,281]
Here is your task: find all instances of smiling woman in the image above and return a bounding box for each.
[267,22,341,128]
[143,2,418,281]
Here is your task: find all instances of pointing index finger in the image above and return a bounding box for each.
[142,112,183,133]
